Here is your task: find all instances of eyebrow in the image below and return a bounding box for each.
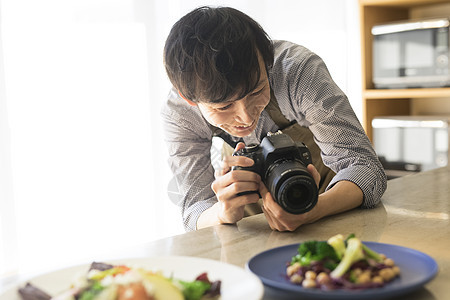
[234,78,266,100]
[209,77,266,107]
[224,85,264,105]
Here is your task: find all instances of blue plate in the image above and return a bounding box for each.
[246,242,438,299]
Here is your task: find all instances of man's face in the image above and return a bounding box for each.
[197,61,270,138]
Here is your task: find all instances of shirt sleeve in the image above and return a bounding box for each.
[161,89,218,231]
[271,41,387,208]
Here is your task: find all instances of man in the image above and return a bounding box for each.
[162,6,386,232]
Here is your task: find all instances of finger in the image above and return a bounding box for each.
[307,164,321,188]
[235,192,261,205]
[259,183,279,229]
[218,153,254,176]
[261,204,276,229]
[217,160,232,176]
[216,142,250,176]
[222,155,254,169]
[211,170,261,197]
[228,181,261,198]
[261,204,285,231]
[217,190,262,224]
[234,142,246,152]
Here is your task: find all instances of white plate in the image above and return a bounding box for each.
[1,256,264,300]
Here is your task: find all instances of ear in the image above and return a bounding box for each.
[178,90,197,106]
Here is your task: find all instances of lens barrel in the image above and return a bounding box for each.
[265,160,318,214]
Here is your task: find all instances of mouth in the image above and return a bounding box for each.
[235,124,251,129]
[233,120,255,132]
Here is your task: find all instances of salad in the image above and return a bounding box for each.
[18,261,221,300]
[286,234,400,290]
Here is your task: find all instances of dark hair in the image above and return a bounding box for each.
[163,6,274,103]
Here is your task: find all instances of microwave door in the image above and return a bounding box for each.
[373,32,402,80]
[372,18,450,89]
[373,29,438,87]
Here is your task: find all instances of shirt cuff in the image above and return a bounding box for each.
[327,164,387,208]
[183,199,217,231]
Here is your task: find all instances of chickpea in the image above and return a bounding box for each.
[392,266,401,276]
[286,263,301,277]
[302,278,317,288]
[384,258,395,267]
[379,268,395,282]
[372,275,384,284]
[352,268,362,277]
[316,272,331,285]
[290,273,303,284]
[305,271,317,280]
[357,271,371,284]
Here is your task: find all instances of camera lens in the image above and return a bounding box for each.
[278,175,317,214]
[285,181,309,201]
[265,160,318,214]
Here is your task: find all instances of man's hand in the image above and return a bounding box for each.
[260,164,322,231]
[201,143,262,226]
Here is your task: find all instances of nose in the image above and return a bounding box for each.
[234,99,253,124]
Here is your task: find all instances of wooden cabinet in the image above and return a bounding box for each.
[359,0,450,141]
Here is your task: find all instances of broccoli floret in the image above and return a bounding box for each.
[298,241,317,256]
[330,238,365,279]
[291,241,339,266]
[315,242,339,261]
[327,234,346,260]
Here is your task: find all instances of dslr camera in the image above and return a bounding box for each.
[232,131,318,214]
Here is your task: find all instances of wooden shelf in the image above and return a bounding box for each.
[360,0,448,7]
[364,88,450,99]
[359,0,450,141]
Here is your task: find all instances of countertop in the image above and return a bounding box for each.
[1,166,449,299]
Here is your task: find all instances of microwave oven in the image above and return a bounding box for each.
[372,116,449,178]
[372,18,450,89]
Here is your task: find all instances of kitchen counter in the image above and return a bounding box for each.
[2,166,449,299]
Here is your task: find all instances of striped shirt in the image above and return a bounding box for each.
[161,40,387,231]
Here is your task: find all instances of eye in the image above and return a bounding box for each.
[217,103,233,111]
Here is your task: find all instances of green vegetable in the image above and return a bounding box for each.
[291,240,339,266]
[330,238,365,279]
[362,244,383,262]
[178,280,211,300]
[327,234,346,260]
[345,233,356,242]
[78,282,104,300]
[346,233,383,262]
[349,269,359,283]
[290,234,386,280]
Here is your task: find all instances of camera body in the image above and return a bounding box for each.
[232,132,318,214]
